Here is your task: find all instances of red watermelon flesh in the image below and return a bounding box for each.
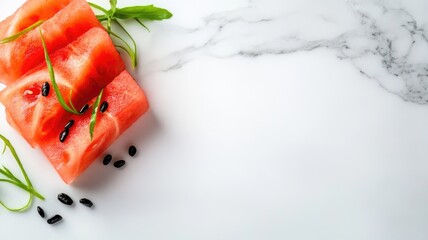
[0,0,102,84]
[0,0,73,39]
[39,71,149,184]
[0,27,125,147]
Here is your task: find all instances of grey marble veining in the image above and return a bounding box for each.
[147,0,428,104]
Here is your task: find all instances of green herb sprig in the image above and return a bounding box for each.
[89,90,103,140]
[0,20,44,44]
[88,1,172,67]
[0,134,44,212]
[3,1,172,142]
[40,28,80,115]
[40,29,102,139]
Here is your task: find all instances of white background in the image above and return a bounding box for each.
[1,0,428,239]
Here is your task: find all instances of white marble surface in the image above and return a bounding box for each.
[1,0,428,239]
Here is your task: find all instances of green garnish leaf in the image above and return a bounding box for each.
[40,29,101,139]
[90,90,104,140]
[0,20,44,44]
[88,1,172,67]
[39,28,80,115]
[114,5,173,20]
[0,134,44,212]
[89,2,172,21]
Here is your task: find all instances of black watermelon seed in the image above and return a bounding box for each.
[103,154,112,165]
[79,104,89,114]
[41,82,50,97]
[57,193,73,205]
[113,160,126,168]
[100,101,108,113]
[64,120,75,129]
[79,198,94,208]
[128,145,137,157]
[37,206,45,218]
[59,129,69,143]
[47,215,62,225]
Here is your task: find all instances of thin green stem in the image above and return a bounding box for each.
[39,28,80,115]
[135,18,150,32]
[88,2,108,13]
[0,134,45,212]
[0,20,44,44]
[90,90,104,140]
[0,195,33,212]
[114,20,138,67]
[0,135,33,188]
[0,178,43,200]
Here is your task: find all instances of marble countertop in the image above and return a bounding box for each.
[140,0,428,238]
[1,0,428,239]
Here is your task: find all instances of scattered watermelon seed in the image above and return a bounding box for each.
[100,101,108,113]
[41,82,50,97]
[47,214,62,225]
[37,206,45,218]
[113,160,126,168]
[103,154,112,165]
[79,198,94,208]
[64,120,75,129]
[128,145,137,157]
[59,129,69,143]
[57,193,73,205]
[79,104,89,114]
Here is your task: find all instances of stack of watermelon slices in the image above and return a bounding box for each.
[0,0,149,184]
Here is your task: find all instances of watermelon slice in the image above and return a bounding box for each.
[39,71,149,184]
[0,0,102,84]
[0,0,72,39]
[0,27,125,147]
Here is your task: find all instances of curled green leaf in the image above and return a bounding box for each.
[0,134,44,212]
[0,191,33,212]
